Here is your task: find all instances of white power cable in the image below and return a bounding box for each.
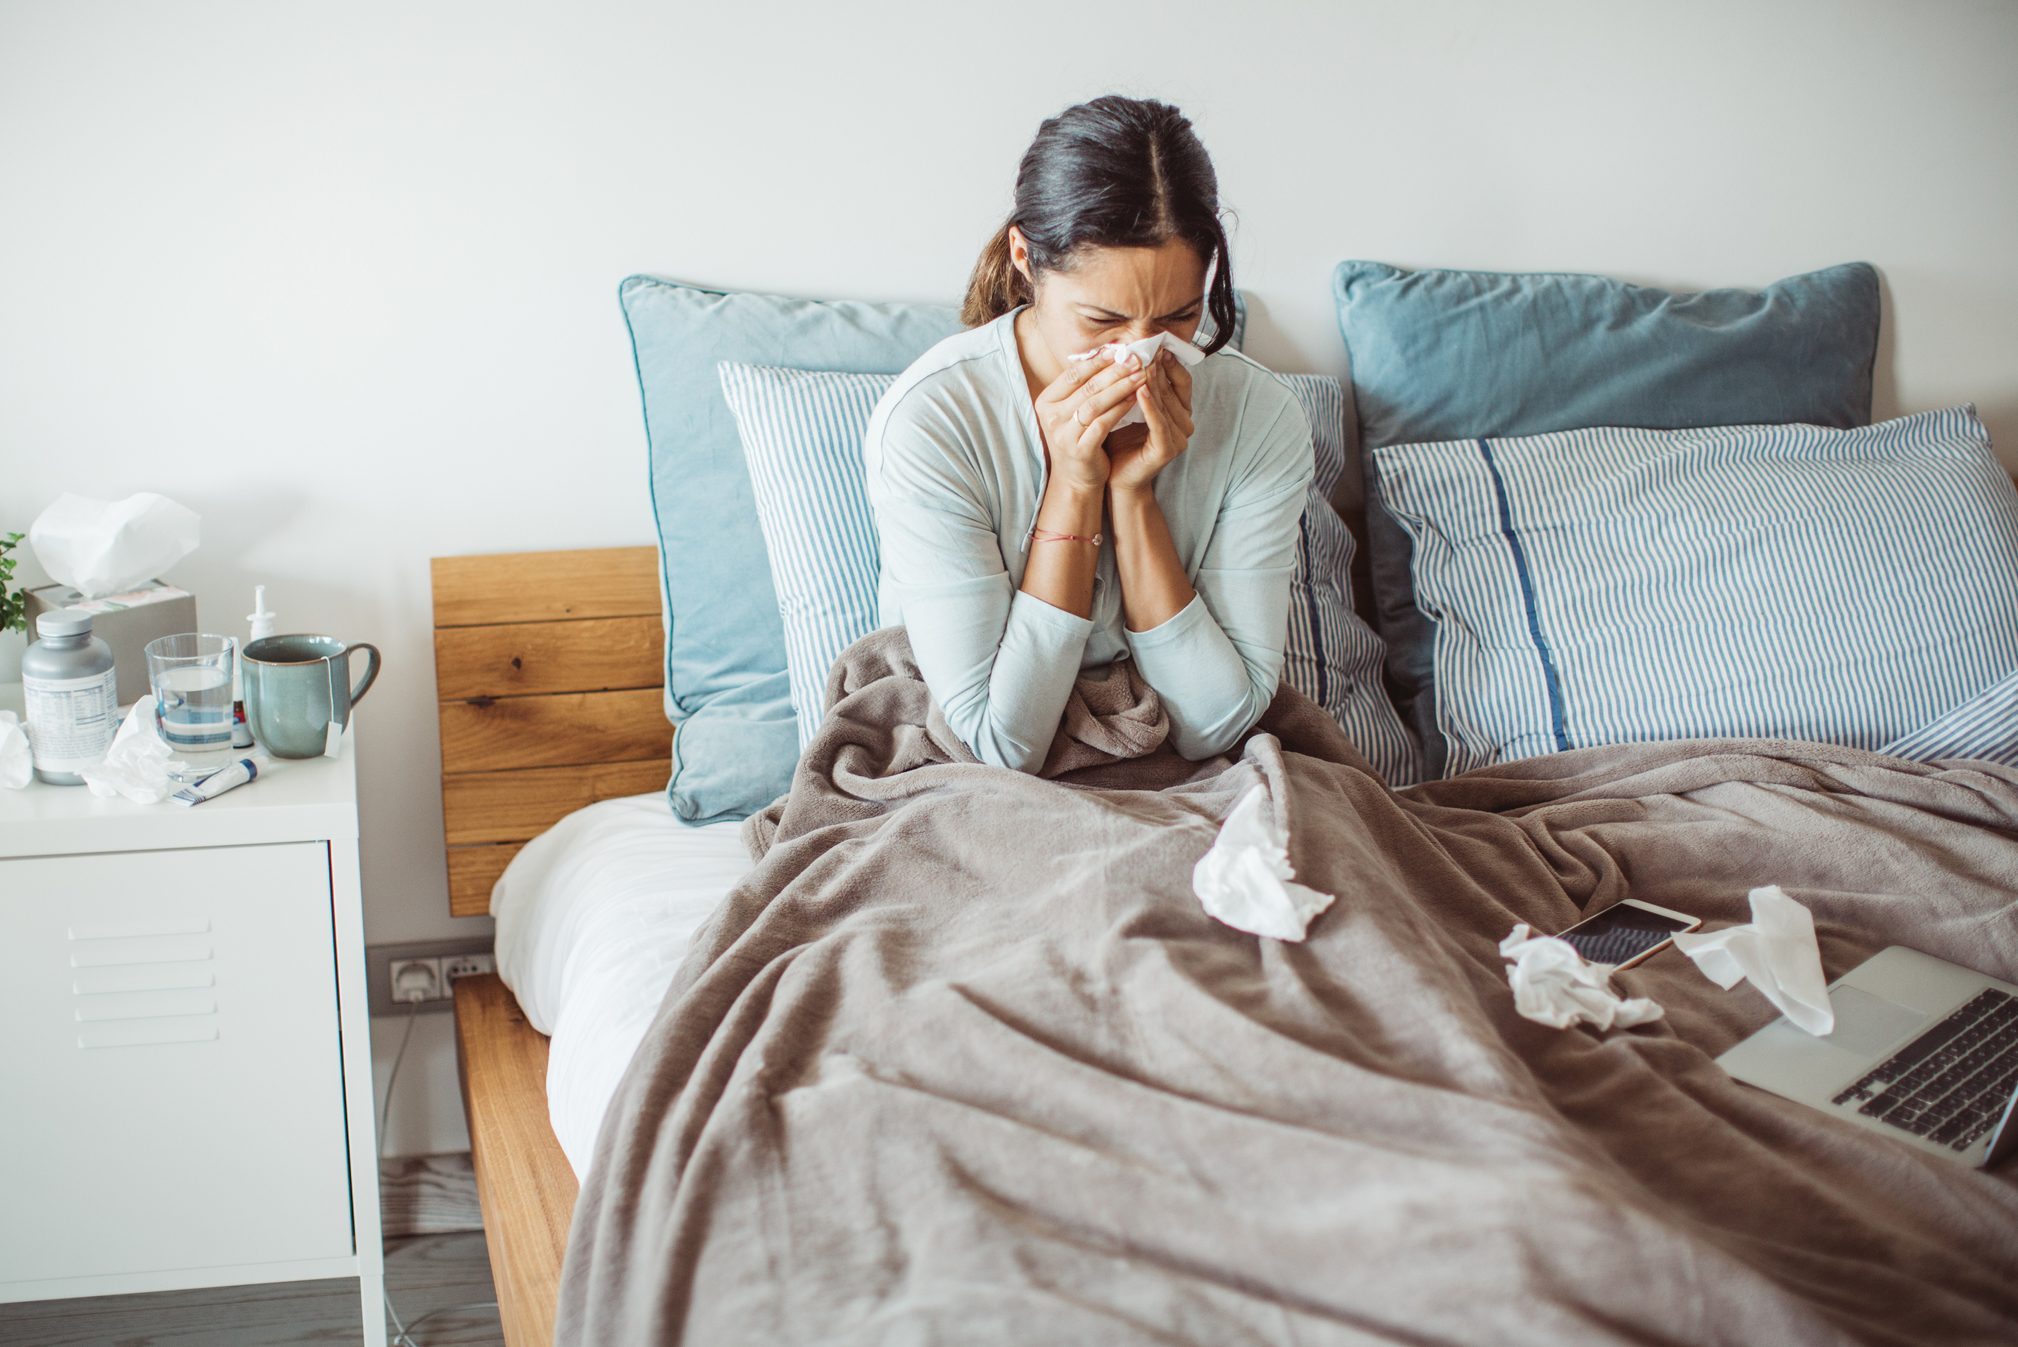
[378,993,499,1346]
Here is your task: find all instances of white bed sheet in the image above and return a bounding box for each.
[491,793,753,1177]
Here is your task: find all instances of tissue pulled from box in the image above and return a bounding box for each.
[0,712,30,789]
[1065,331,1207,429]
[1191,782,1335,941]
[79,696,181,804]
[1499,923,1666,1031]
[29,492,200,598]
[1673,884,1835,1036]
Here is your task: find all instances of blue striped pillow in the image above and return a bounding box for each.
[1278,374,1422,785]
[1373,406,2018,774]
[718,361,1420,783]
[1880,669,2018,767]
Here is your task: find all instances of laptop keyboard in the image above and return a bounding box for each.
[1831,988,2018,1151]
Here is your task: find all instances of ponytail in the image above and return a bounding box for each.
[960,218,1032,328]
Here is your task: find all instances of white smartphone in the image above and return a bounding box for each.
[1556,898,1703,970]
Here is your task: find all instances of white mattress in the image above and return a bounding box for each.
[491,793,753,1177]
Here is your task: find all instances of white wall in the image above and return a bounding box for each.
[4,0,2014,1155]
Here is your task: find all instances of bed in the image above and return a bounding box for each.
[438,552,2018,1347]
[439,267,2018,1345]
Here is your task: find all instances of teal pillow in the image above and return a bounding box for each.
[619,276,963,822]
[620,276,1249,821]
[1331,260,1880,776]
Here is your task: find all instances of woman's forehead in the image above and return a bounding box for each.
[1049,239,1207,316]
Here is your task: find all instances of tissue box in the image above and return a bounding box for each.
[24,580,199,707]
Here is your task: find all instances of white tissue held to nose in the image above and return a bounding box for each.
[1065,331,1208,430]
[1499,924,1666,1032]
[1672,884,1835,1036]
[1191,782,1335,942]
[1066,330,1208,370]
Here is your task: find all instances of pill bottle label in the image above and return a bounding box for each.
[22,669,120,773]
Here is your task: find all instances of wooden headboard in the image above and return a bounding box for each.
[432,547,671,917]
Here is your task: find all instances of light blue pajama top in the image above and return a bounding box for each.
[861,303,1316,772]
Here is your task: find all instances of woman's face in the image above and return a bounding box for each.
[1008,227,1209,370]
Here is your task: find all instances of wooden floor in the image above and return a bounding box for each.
[0,1155,504,1347]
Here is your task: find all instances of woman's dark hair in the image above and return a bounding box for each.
[962,95,1237,356]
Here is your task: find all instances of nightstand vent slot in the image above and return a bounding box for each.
[68,934,213,968]
[74,989,218,1023]
[72,964,216,995]
[67,917,213,941]
[77,1020,221,1050]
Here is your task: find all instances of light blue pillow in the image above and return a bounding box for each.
[620,279,1248,820]
[618,276,964,821]
[718,360,1421,785]
[1332,260,1882,776]
[1373,406,2018,774]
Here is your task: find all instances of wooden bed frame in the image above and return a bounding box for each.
[433,545,670,1347]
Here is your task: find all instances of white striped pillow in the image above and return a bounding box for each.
[1373,405,2018,775]
[716,362,890,753]
[718,361,1420,784]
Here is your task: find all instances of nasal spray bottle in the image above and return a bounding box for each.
[231,586,276,750]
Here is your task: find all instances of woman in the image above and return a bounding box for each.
[863,95,1314,772]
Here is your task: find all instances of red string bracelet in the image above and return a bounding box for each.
[1031,527,1103,545]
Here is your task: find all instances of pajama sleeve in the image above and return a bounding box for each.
[1123,388,1314,760]
[866,392,1094,774]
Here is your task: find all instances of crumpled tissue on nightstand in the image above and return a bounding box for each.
[1191,782,1336,941]
[1065,330,1207,429]
[0,711,30,789]
[78,695,180,804]
[1673,884,1835,1036]
[1499,923,1666,1031]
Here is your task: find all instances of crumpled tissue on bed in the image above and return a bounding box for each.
[1499,923,1666,1031]
[1673,884,1835,1036]
[1191,782,1335,941]
[0,711,31,789]
[78,695,180,804]
[1065,331,1207,429]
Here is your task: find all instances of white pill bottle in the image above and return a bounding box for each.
[22,607,118,785]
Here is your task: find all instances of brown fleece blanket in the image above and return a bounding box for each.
[556,628,2018,1346]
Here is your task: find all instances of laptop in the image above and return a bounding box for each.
[1717,945,2018,1168]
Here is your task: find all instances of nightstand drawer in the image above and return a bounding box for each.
[0,843,355,1288]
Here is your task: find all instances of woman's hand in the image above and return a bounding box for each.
[1105,347,1194,494]
[1034,349,1153,493]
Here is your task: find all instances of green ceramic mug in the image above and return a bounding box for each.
[243,634,382,758]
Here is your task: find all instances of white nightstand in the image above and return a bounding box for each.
[0,685,387,1347]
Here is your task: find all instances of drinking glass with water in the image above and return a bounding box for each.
[145,633,238,782]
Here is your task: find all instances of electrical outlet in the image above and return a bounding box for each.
[389,957,442,1004]
[367,937,499,1015]
[442,952,495,982]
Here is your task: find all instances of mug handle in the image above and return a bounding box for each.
[348,643,382,709]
